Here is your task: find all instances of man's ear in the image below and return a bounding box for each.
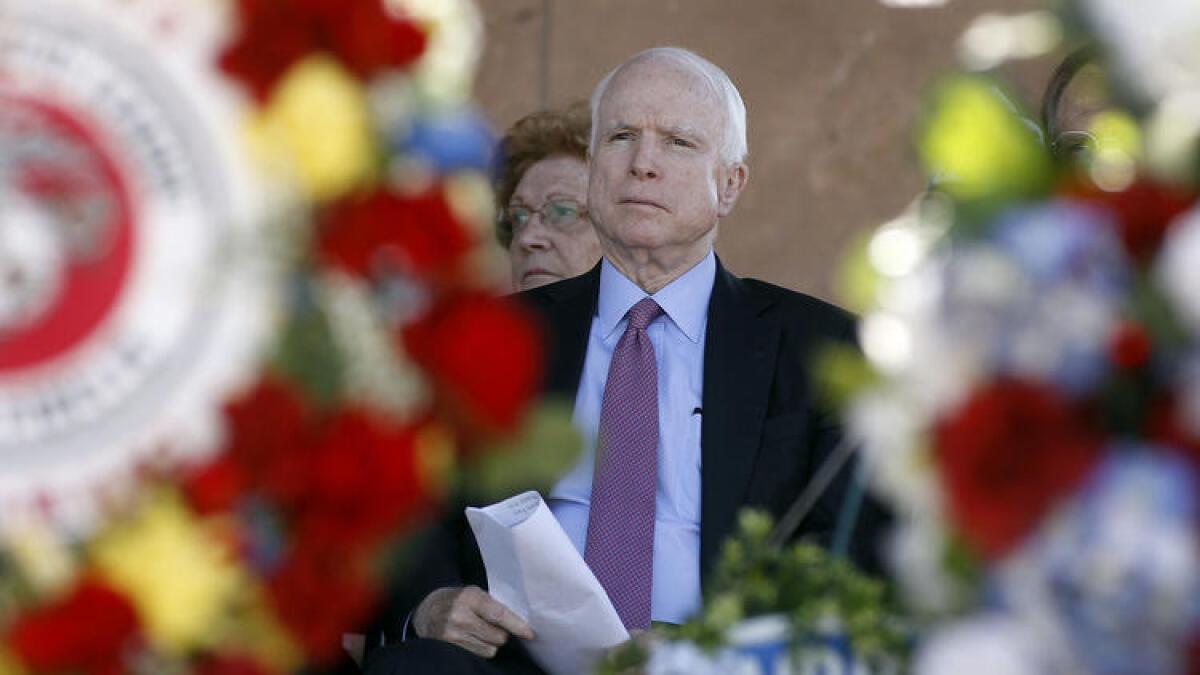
[717,162,748,217]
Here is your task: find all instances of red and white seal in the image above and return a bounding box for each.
[0,0,277,529]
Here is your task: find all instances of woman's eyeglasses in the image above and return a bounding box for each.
[503,199,588,229]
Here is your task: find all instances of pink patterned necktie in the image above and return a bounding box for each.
[585,297,663,630]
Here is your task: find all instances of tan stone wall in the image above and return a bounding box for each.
[474,0,1047,301]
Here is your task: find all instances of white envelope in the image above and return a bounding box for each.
[466,491,630,675]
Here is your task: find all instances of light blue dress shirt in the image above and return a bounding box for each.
[548,250,715,625]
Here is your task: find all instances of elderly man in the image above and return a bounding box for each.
[365,47,886,675]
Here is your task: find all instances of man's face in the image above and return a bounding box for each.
[587,59,746,268]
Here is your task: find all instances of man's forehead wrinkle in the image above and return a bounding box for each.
[664,124,703,137]
[606,115,696,130]
[601,87,719,126]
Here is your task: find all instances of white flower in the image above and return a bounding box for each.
[1156,206,1200,336]
[848,388,938,517]
[888,521,962,615]
[317,272,428,418]
[915,614,1054,675]
[868,255,985,415]
[1082,0,1200,104]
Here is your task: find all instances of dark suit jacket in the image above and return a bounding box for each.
[373,257,887,647]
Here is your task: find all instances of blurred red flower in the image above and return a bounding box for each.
[404,292,544,438]
[183,454,247,516]
[220,377,312,509]
[1108,319,1153,370]
[934,378,1101,559]
[290,408,432,551]
[267,545,377,666]
[218,0,426,101]
[330,1,428,80]
[216,0,309,102]
[1064,179,1195,265]
[210,376,435,551]
[1147,394,1200,467]
[193,655,277,675]
[317,187,474,282]
[7,577,142,675]
[189,382,436,666]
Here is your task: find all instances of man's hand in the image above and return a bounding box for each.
[412,586,535,659]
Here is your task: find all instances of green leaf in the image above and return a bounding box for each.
[694,509,912,659]
[836,233,884,314]
[1129,272,1190,352]
[918,76,1053,213]
[459,398,582,502]
[942,534,983,593]
[814,343,878,411]
[271,291,344,406]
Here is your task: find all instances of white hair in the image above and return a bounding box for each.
[588,47,748,165]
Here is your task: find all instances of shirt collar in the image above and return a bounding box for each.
[596,250,716,344]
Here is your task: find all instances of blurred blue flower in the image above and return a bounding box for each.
[937,201,1131,396]
[391,105,496,173]
[991,200,1128,295]
[996,449,1200,675]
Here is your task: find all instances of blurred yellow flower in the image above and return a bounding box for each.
[0,649,26,675]
[250,55,377,202]
[416,422,456,501]
[211,581,305,674]
[3,522,76,596]
[919,76,1051,201]
[444,170,495,236]
[1090,109,1142,159]
[836,233,881,315]
[1086,109,1143,191]
[90,491,245,653]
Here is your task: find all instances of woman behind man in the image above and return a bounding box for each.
[494,103,601,290]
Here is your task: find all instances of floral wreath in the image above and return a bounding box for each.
[827,0,1200,671]
[0,1,556,674]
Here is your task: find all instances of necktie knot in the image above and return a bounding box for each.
[627,297,663,332]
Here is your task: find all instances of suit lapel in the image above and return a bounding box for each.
[535,264,599,402]
[700,260,779,582]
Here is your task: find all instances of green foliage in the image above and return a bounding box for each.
[836,233,884,315]
[696,510,910,657]
[594,510,911,673]
[814,342,879,412]
[271,278,344,407]
[1130,272,1191,354]
[593,638,650,675]
[1094,273,1188,438]
[917,75,1054,231]
[609,509,911,669]
[1097,367,1156,437]
[0,551,36,623]
[459,398,583,502]
[939,534,984,610]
